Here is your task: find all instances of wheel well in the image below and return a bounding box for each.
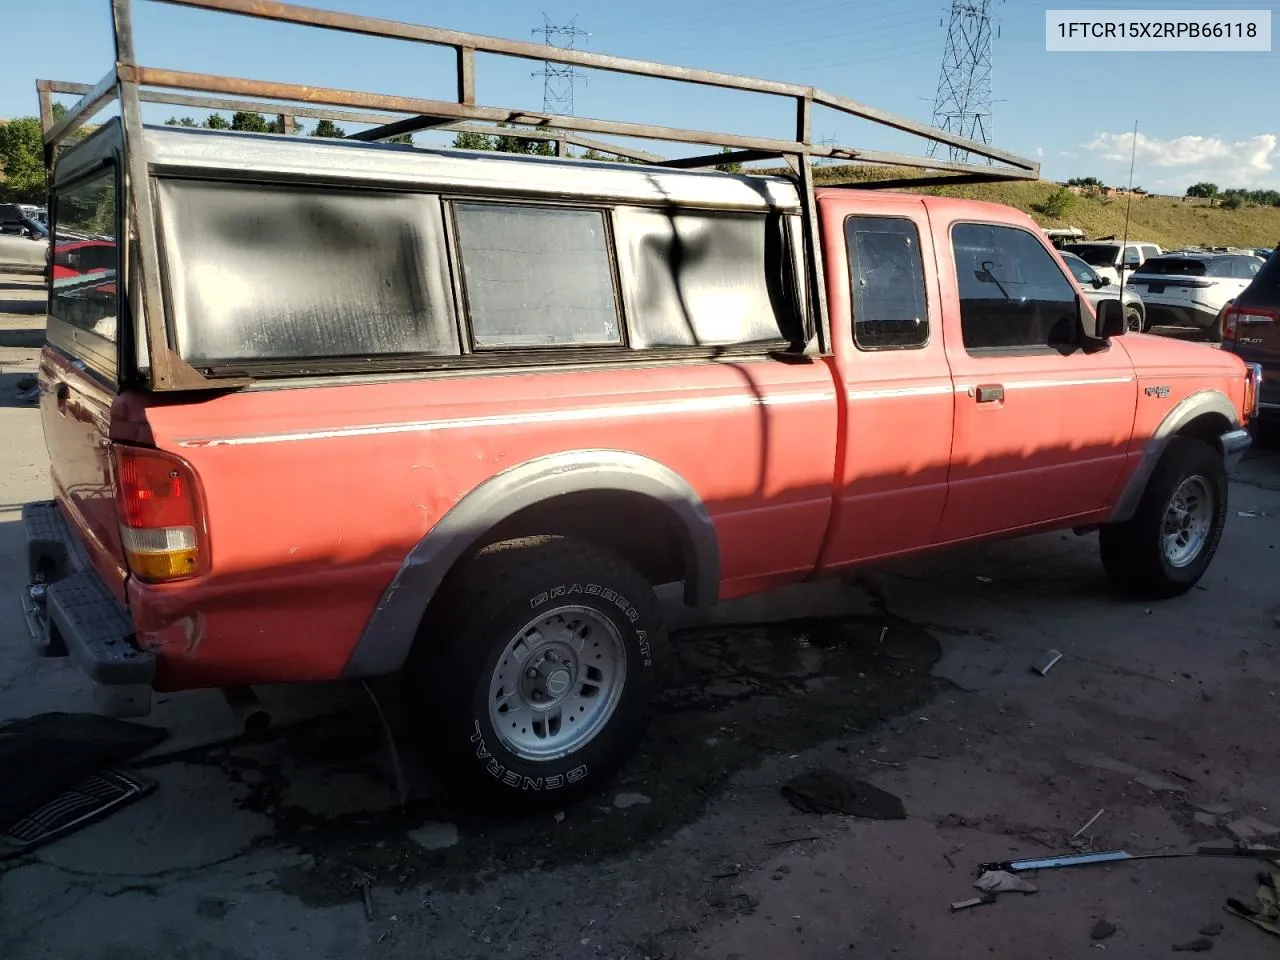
[1174,411,1232,452]
[469,490,691,589]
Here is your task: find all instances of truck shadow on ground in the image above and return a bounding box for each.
[163,596,947,907]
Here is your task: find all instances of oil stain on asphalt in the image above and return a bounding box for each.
[181,607,945,908]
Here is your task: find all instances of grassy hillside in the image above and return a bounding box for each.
[807,164,1280,250]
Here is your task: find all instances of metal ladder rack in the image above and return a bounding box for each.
[38,0,1040,391]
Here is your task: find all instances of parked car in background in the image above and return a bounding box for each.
[1059,250,1147,331]
[1127,252,1264,341]
[0,203,30,235]
[1063,240,1163,285]
[19,204,48,225]
[1222,249,1280,420]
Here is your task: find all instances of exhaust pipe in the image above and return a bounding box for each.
[222,686,272,736]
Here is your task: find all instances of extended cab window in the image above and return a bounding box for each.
[454,202,621,349]
[156,180,458,366]
[952,223,1079,354]
[614,208,800,348]
[50,167,119,344]
[845,215,928,349]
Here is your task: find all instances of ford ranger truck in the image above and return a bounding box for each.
[24,0,1261,809]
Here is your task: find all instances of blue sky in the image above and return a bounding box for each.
[2,0,1275,193]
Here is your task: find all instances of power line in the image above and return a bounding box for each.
[532,14,589,116]
[929,0,1001,164]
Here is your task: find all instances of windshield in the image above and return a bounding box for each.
[1059,253,1097,284]
[1134,257,1208,277]
[1063,243,1119,267]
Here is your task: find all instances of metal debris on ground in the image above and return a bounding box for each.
[980,846,1280,875]
[780,769,905,819]
[1172,937,1214,952]
[2,769,156,858]
[1091,919,1117,940]
[1032,650,1064,676]
[974,870,1038,895]
[1072,808,1105,839]
[950,894,996,912]
[1226,869,1280,939]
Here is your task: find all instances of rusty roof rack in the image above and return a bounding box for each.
[36,0,1040,390]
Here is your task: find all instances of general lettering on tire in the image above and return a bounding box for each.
[470,721,588,791]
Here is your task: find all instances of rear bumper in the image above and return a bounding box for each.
[1143,301,1219,329]
[23,501,154,716]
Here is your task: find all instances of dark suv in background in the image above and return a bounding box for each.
[1223,249,1280,421]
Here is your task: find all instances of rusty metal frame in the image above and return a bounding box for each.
[37,0,1039,390]
[38,80,663,162]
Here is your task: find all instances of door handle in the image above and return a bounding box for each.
[55,382,70,414]
[975,384,1004,403]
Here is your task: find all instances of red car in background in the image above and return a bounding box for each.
[51,238,117,285]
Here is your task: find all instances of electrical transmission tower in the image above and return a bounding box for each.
[532,15,589,116]
[929,0,1000,163]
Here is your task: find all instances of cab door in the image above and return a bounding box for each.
[932,211,1137,542]
[815,194,955,570]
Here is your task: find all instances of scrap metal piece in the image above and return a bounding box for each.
[1,768,156,858]
[980,850,1134,874]
[1032,650,1064,676]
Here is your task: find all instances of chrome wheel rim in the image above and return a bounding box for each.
[488,605,627,762]
[1162,476,1213,568]
[1125,309,1143,333]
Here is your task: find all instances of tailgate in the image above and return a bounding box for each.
[40,162,128,599]
[39,348,128,599]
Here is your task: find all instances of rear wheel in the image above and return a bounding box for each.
[1100,437,1227,599]
[407,536,660,811]
[1124,304,1146,333]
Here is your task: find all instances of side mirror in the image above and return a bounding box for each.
[1096,298,1126,338]
[1093,276,1111,288]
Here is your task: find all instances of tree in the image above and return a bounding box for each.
[312,119,346,138]
[1186,182,1219,200]
[1220,193,1244,210]
[1067,176,1104,189]
[164,116,199,128]
[714,147,743,174]
[230,111,271,133]
[0,117,47,203]
[1035,187,1075,219]
[386,133,413,145]
[203,113,230,130]
[452,130,495,151]
[494,124,555,156]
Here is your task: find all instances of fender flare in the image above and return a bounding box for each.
[1108,389,1240,524]
[343,450,720,678]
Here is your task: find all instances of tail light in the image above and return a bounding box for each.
[112,445,208,583]
[1224,304,1280,344]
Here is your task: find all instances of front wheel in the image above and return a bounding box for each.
[1100,437,1227,599]
[407,536,660,810]
[1124,305,1146,333]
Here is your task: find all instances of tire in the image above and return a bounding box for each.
[407,535,660,811]
[1100,437,1227,599]
[1124,305,1146,334]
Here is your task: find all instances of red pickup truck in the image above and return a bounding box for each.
[25,0,1261,809]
